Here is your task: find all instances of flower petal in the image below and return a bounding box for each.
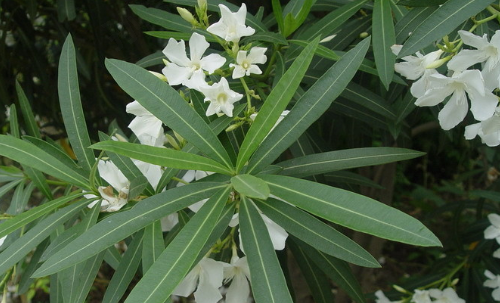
[189,33,210,62]
[163,38,190,67]
[437,90,468,130]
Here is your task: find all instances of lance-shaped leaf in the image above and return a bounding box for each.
[255,198,379,268]
[92,141,233,175]
[23,136,80,171]
[141,220,164,273]
[231,174,270,200]
[0,200,88,276]
[247,38,370,174]
[105,59,232,170]
[240,197,293,303]
[129,5,192,32]
[59,34,95,172]
[395,6,437,44]
[0,135,89,189]
[0,192,83,239]
[398,0,495,57]
[372,0,396,89]
[124,186,231,303]
[16,81,40,138]
[103,231,144,303]
[235,38,319,172]
[277,147,424,178]
[260,175,441,247]
[290,237,366,303]
[287,240,335,303]
[33,182,226,277]
[341,82,396,120]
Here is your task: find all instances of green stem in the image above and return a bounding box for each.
[239,78,253,111]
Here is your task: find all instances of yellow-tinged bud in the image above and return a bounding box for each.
[393,285,409,294]
[451,278,459,286]
[148,71,167,82]
[359,32,369,38]
[226,123,242,132]
[114,133,128,142]
[173,131,184,144]
[425,55,450,70]
[197,0,207,10]
[165,134,180,150]
[177,7,196,25]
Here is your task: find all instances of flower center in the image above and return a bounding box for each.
[242,61,250,69]
[217,93,228,104]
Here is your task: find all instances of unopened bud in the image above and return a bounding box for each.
[320,34,336,43]
[226,123,242,132]
[148,71,167,82]
[425,54,449,70]
[393,285,408,294]
[451,278,459,286]
[359,32,369,38]
[177,7,196,25]
[197,0,207,10]
[165,134,180,150]
[114,133,128,142]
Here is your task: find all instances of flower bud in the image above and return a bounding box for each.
[197,0,207,10]
[148,71,167,82]
[177,7,196,25]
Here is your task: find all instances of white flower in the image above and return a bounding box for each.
[411,289,431,303]
[375,290,401,303]
[465,108,500,146]
[176,170,214,212]
[5,105,10,121]
[160,213,179,232]
[173,257,224,303]
[250,110,289,133]
[485,270,500,301]
[448,30,500,90]
[207,4,255,43]
[494,247,500,258]
[415,70,498,130]
[230,47,267,79]
[162,32,226,89]
[126,101,165,147]
[484,213,500,243]
[428,288,465,303]
[223,256,251,303]
[230,212,288,251]
[198,77,243,117]
[392,46,443,81]
[133,159,163,190]
[86,160,130,212]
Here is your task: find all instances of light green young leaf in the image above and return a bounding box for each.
[373,0,396,89]
[398,0,495,57]
[0,192,83,240]
[239,197,293,303]
[103,231,144,303]
[124,186,231,303]
[236,38,319,172]
[278,147,424,178]
[0,200,88,276]
[260,175,441,247]
[105,59,233,170]
[59,34,95,173]
[0,135,89,189]
[272,0,285,35]
[231,174,270,200]
[33,182,226,277]
[291,237,366,303]
[92,141,233,175]
[256,198,379,267]
[9,104,20,139]
[247,38,370,174]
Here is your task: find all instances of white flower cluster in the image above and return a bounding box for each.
[483,213,500,301]
[161,4,267,118]
[375,287,465,303]
[393,30,500,146]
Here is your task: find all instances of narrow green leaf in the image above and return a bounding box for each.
[298,0,369,40]
[373,0,396,89]
[231,174,270,200]
[103,231,144,303]
[23,165,53,199]
[124,186,231,303]
[239,197,293,303]
[136,51,165,68]
[0,135,90,189]
[145,31,216,42]
[0,180,23,202]
[260,175,442,247]
[272,0,285,35]
[288,240,335,303]
[104,247,122,270]
[395,6,437,44]
[105,59,232,169]
[289,40,340,60]
[397,0,447,6]
[129,5,191,32]
[141,220,164,273]
[398,0,495,57]
[292,237,366,303]
[278,147,424,178]
[92,141,233,175]
[256,198,379,267]
[341,82,396,119]
[236,38,319,172]
[0,200,88,276]
[247,38,370,173]
[0,192,82,239]
[23,136,79,171]
[57,0,76,21]
[17,239,50,294]
[59,34,95,172]
[241,31,289,45]
[33,182,226,277]
[9,104,20,138]
[128,175,149,200]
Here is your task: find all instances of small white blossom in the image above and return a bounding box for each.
[126,101,165,147]
[173,258,224,303]
[415,70,497,130]
[484,213,500,243]
[484,270,500,301]
[412,289,431,303]
[207,4,255,43]
[199,77,243,117]
[494,248,500,258]
[448,30,500,90]
[230,47,267,79]
[223,256,251,303]
[428,288,465,303]
[86,160,130,212]
[465,108,500,147]
[375,290,401,303]
[162,33,226,89]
